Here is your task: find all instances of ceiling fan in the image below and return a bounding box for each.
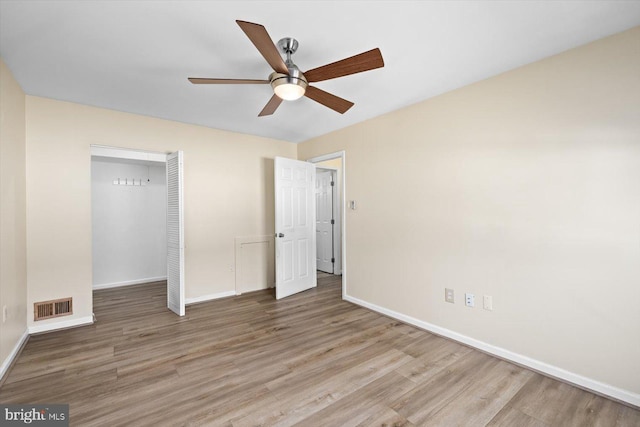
[188,20,384,117]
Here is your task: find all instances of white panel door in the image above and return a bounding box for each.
[316,169,334,273]
[166,151,185,315]
[275,157,316,299]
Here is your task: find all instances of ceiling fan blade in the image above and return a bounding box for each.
[188,78,269,84]
[236,20,288,75]
[304,48,384,83]
[304,86,354,114]
[258,94,283,117]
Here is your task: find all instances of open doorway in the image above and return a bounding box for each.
[90,145,185,316]
[308,152,346,298]
[315,167,340,275]
[91,156,167,290]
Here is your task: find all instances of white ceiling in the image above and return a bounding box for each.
[1,1,639,143]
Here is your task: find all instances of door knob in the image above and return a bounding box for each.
[277,233,285,238]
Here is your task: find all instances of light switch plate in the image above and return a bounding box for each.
[445,288,454,303]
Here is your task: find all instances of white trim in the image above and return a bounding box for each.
[185,290,236,306]
[344,294,640,408]
[28,316,94,335]
[306,151,347,298]
[0,329,29,381]
[306,151,345,164]
[90,145,167,162]
[93,276,167,290]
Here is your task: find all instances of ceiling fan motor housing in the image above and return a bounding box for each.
[270,37,308,100]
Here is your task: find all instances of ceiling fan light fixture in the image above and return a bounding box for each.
[189,22,384,116]
[274,82,306,101]
[270,71,308,101]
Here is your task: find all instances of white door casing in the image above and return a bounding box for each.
[275,157,316,299]
[166,151,185,315]
[316,169,334,274]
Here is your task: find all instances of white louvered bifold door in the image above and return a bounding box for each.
[166,151,185,316]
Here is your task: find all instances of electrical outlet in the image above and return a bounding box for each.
[465,293,475,307]
[483,295,493,311]
[445,288,454,303]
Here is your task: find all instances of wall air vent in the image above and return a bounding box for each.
[34,298,73,321]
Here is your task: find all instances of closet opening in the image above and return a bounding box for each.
[90,145,185,317]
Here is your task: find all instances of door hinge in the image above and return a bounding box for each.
[330,181,335,186]
[331,219,335,225]
[331,258,335,263]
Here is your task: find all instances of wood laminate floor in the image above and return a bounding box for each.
[1,276,638,426]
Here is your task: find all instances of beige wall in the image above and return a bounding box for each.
[298,27,640,396]
[25,96,296,328]
[0,59,28,364]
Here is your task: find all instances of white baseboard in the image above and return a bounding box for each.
[186,290,236,306]
[235,285,276,296]
[28,315,94,335]
[344,294,640,408]
[0,329,29,382]
[93,276,167,290]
